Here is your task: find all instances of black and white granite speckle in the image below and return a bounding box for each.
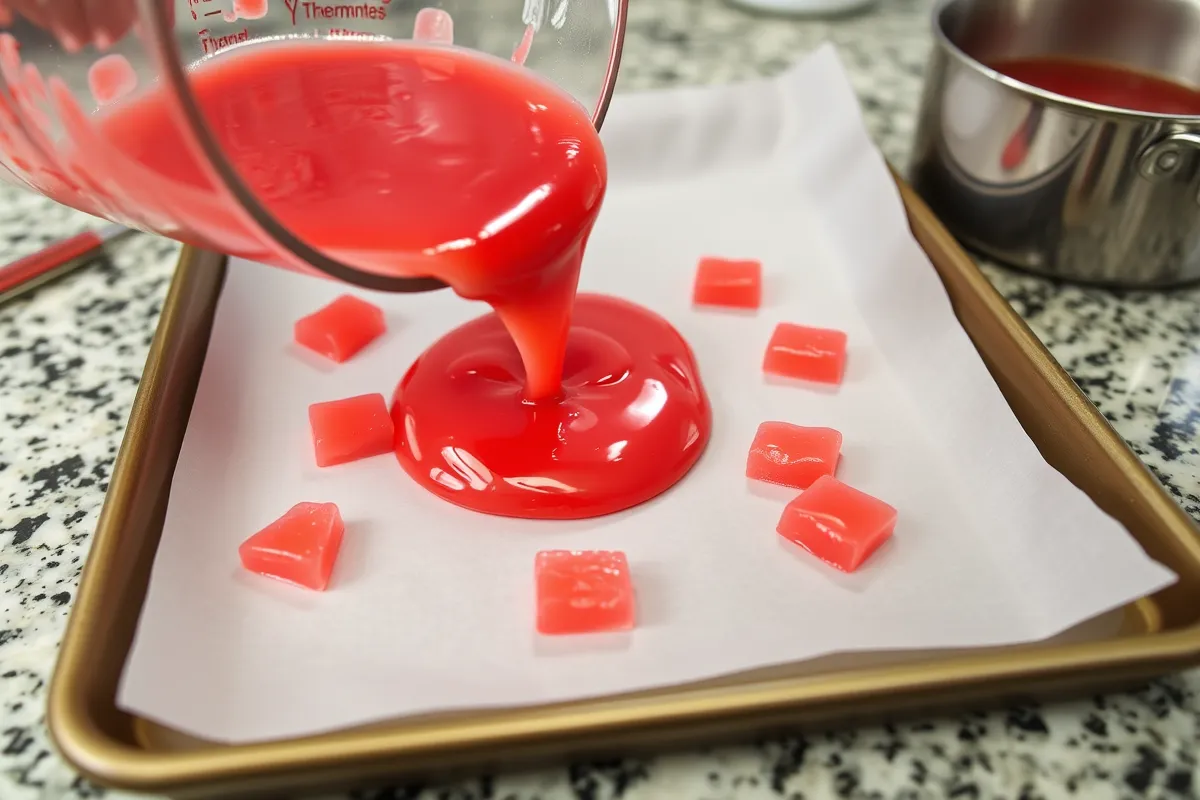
[1,0,1198,797]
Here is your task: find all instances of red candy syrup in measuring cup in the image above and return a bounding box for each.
[95,40,712,519]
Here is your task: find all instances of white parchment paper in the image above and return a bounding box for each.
[117,45,1176,744]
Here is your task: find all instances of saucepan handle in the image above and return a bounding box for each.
[1138,130,1200,205]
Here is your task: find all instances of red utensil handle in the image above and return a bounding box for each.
[0,229,104,295]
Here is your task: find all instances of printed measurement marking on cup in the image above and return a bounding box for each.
[188,0,225,20]
[284,0,390,25]
[198,27,251,54]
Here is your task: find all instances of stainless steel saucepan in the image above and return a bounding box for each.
[910,0,1200,287]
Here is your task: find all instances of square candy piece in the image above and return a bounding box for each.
[239,502,345,591]
[777,475,897,572]
[763,323,847,385]
[536,550,635,635]
[88,54,138,106]
[692,257,762,310]
[309,393,395,467]
[295,294,386,363]
[746,422,842,490]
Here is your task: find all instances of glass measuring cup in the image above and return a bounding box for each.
[0,0,626,291]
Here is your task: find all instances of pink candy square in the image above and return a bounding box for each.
[294,295,386,363]
[777,476,896,572]
[309,393,394,468]
[692,257,762,310]
[535,550,635,635]
[763,323,847,385]
[746,422,842,490]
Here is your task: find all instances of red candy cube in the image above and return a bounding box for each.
[294,295,386,363]
[535,550,635,635]
[746,422,842,490]
[88,54,138,106]
[239,502,345,591]
[413,6,454,42]
[309,393,395,467]
[232,0,269,19]
[763,322,847,385]
[777,476,896,572]
[692,257,762,310]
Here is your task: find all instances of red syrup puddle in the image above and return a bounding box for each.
[32,39,713,518]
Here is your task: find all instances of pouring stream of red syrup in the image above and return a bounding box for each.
[96,40,711,519]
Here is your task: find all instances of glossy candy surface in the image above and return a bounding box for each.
[535,550,635,635]
[392,295,711,519]
[309,393,394,468]
[692,257,762,310]
[777,475,896,572]
[763,322,847,385]
[294,295,386,364]
[239,502,346,591]
[746,422,841,490]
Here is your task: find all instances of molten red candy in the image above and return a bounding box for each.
[692,257,762,310]
[309,393,394,468]
[294,295,386,363]
[746,422,842,490]
[763,323,847,385]
[239,502,345,591]
[777,475,896,572]
[535,550,635,635]
[93,41,708,520]
[392,295,711,520]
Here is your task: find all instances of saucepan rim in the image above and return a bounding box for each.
[931,0,1200,124]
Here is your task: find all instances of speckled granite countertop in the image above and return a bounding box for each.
[1,0,1198,797]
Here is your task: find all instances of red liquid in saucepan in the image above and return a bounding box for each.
[992,56,1200,115]
[97,41,711,519]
